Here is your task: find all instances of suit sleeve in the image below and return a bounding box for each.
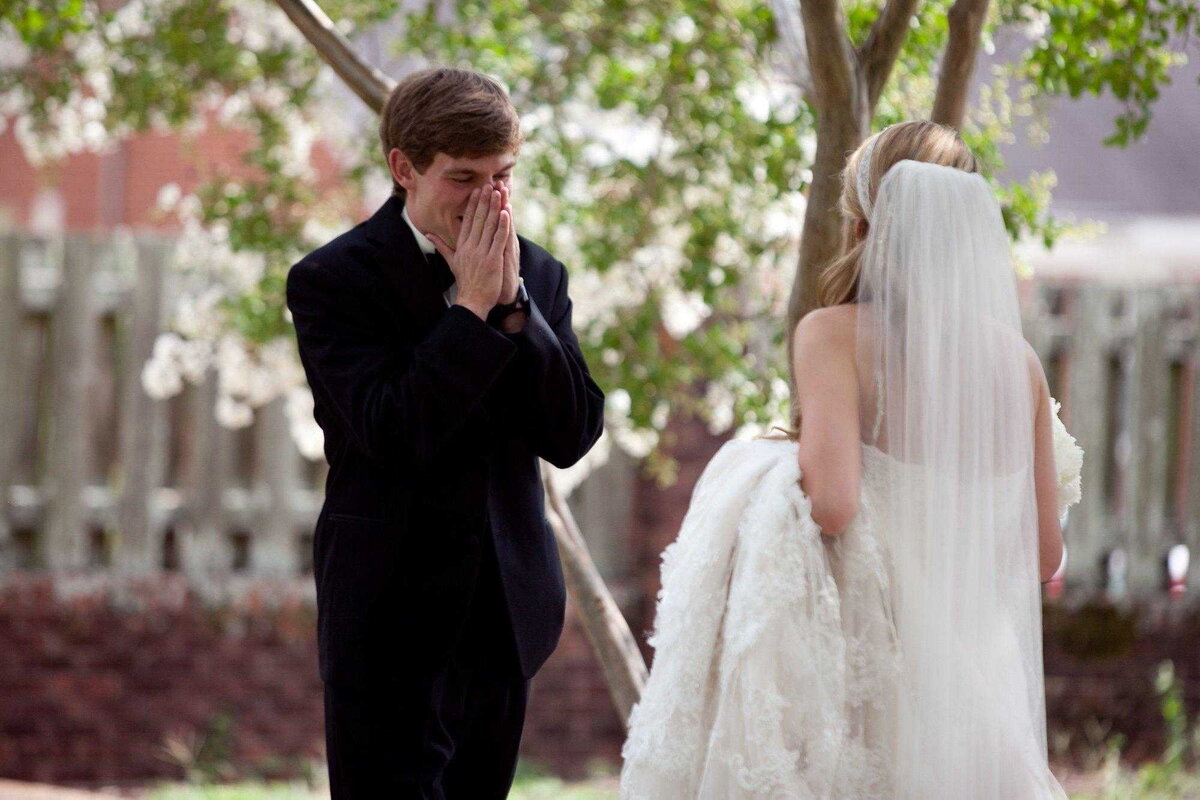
[505,260,605,469]
[286,257,517,469]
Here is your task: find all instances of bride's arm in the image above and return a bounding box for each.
[791,307,862,535]
[1029,349,1065,581]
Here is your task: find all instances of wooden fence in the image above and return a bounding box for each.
[0,232,329,579]
[1023,281,1200,601]
[0,232,1196,601]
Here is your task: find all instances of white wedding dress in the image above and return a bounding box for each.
[618,437,1064,799]
[620,157,1067,799]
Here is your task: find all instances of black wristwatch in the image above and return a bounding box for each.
[488,278,530,326]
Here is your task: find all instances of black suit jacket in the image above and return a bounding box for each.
[286,195,604,686]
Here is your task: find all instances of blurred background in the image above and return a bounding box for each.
[0,1,1197,798]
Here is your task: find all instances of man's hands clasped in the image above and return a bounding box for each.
[427,185,521,323]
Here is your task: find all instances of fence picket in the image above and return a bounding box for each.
[44,235,99,570]
[114,236,172,574]
[0,237,20,571]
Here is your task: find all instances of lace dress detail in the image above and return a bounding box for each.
[621,438,1064,798]
[620,439,904,799]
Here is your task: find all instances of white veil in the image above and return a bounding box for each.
[855,155,1066,798]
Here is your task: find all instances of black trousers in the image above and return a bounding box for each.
[323,543,527,800]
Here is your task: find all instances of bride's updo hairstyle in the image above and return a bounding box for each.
[818,120,979,307]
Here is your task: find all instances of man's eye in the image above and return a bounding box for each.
[452,177,471,184]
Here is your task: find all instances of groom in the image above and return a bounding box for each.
[286,67,605,799]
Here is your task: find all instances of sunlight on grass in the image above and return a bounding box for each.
[509,777,616,799]
[141,761,620,800]
[1068,769,1200,800]
[139,757,1200,800]
[508,761,617,800]
[145,785,323,800]
[139,769,1200,800]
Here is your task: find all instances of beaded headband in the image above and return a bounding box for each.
[856,132,881,220]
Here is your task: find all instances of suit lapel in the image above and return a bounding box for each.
[362,195,448,340]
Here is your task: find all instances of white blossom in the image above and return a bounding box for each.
[703,381,737,435]
[660,288,711,339]
[141,348,184,399]
[650,401,670,431]
[608,388,632,417]
[175,338,212,383]
[108,0,154,39]
[667,15,698,44]
[216,336,275,408]
[612,424,659,459]
[215,393,254,429]
[156,183,182,213]
[0,22,30,70]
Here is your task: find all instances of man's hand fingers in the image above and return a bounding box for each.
[463,187,485,247]
[482,187,501,243]
[498,186,516,244]
[490,210,511,260]
[426,232,455,264]
[468,186,495,249]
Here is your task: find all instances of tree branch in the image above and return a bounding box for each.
[271,0,395,113]
[788,0,867,326]
[797,0,862,120]
[859,0,922,114]
[931,0,990,129]
[544,466,649,727]
[785,0,870,433]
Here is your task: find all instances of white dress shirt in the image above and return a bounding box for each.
[402,204,457,307]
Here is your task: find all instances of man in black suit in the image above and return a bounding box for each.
[285,67,605,799]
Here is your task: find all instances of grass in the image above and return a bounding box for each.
[139,762,619,800]
[1067,759,1200,799]
[143,785,321,800]
[142,659,1199,799]
[136,768,1200,800]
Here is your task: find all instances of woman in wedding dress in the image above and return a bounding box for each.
[619,121,1070,799]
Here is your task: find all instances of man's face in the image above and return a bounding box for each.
[390,149,517,249]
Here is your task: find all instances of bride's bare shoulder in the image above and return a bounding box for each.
[791,303,858,349]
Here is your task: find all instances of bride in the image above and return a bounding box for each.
[619,121,1072,799]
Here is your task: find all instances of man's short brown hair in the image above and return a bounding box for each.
[379,67,522,198]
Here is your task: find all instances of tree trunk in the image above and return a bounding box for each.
[785,0,871,423]
[543,465,649,724]
[931,0,991,129]
[272,0,650,726]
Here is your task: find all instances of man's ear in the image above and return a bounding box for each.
[855,218,869,242]
[388,148,417,192]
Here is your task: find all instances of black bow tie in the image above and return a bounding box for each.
[426,252,455,293]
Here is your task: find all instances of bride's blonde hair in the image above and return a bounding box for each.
[776,121,980,440]
[818,121,980,308]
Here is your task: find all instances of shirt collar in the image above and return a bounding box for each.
[401,204,437,256]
